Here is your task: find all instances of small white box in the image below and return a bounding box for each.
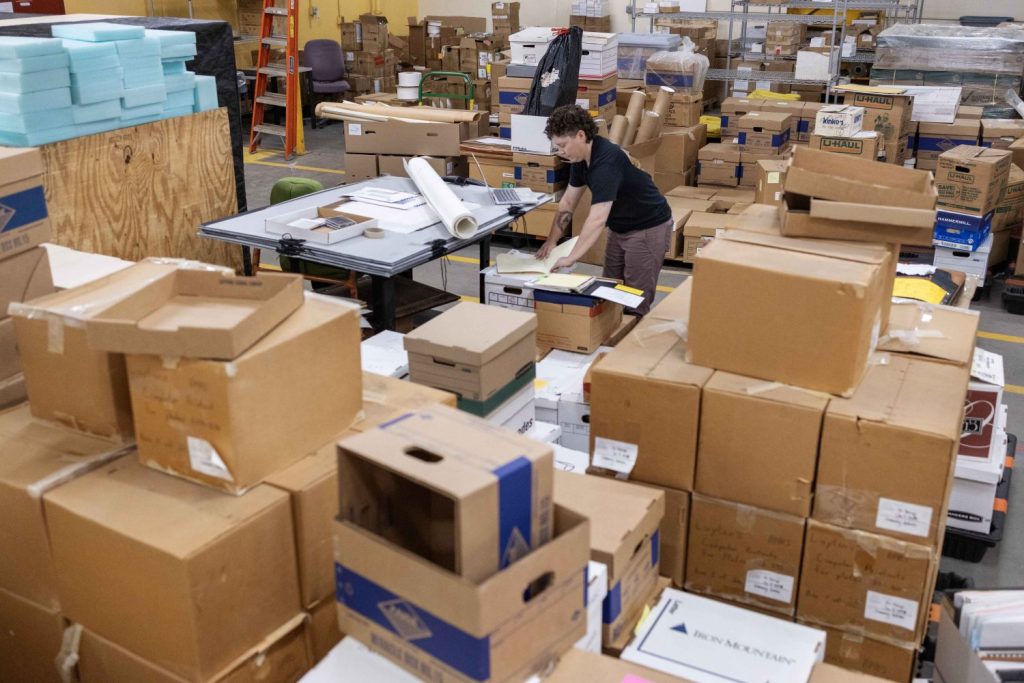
[575,561,609,653]
[525,419,562,444]
[795,50,830,81]
[622,588,826,683]
[360,330,409,378]
[553,442,590,473]
[512,114,557,154]
[580,33,619,78]
[814,104,865,137]
[483,265,535,313]
[558,393,590,452]
[510,27,555,66]
[485,382,536,435]
[535,348,607,451]
[934,233,993,286]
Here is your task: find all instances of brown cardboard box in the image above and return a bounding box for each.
[664,197,694,259]
[757,100,803,138]
[0,147,52,258]
[808,132,881,160]
[307,597,343,662]
[74,615,312,683]
[344,153,378,181]
[916,119,982,170]
[0,246,53,322]
[981,119,1024,149]
[543,648,681,682]
[755,159,787,205]
[682,211,733,262]
[814,355,969,547]
[657,124,707,175]
[995,163,1024,230]
[44,459,301,681]
[935,145,1012,217]
[841,91,913,165]
[83,270,303,361]
[0,586,64,683]
[0,371,25,410]
[513,152,569,193]
[127,295,362,494]
[353,370,458,434]
[0,315,18,380]
[736,112,793,151]
[378,154,468,179]
[339,405,554,582]
[536,297,622,354]
[798,102,825,142]
[645,91,702,127]
[686,494,805,616]
[0,404,129,610]
[334,504,589,683]
[344,117,484,157]
[637,483,689,587]
[10,259,229,441]
[810,625,919,682]
[358,13,389,53]
[555,471,664,646]
[340,21,362,51]
[798,520,938,648]
[697,143,742,187]
[696,370,827,516]
[720,97,764,136]
[689,230,891,396]
[468,157,518,189]
[1010,136,1024,171]
[588,313,713,491]
[877,302,978,366]
[404,302,535,402]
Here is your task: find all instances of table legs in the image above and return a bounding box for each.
[371,275,397,331]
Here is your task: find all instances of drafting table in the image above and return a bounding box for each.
[200,175,550,330]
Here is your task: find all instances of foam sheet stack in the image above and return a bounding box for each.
[0,22,212,147]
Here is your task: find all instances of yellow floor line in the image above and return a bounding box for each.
[978,331,1024,345]
[656,285,675,293]
[446,254,495,266]
[1006,384,1024,396]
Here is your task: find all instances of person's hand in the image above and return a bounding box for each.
[535,239,556,261]
[553,256,575,271]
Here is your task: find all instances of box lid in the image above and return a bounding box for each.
[939,145,1011,167]
[698,143,742,162]
[919,119,980,137]
[981,118,1024,138]
[685,212,733,231]
[84,271,304,361]
[509,27,555,44]
[737,111,793,131]
[404,302,536,366]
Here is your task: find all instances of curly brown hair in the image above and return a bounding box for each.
[544,104,598,142]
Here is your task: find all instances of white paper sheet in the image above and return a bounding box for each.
[336,201,440,234]
[495,237,579,274]
[404,157,478,239]
[592,285,645,309]
[901,86,963,123]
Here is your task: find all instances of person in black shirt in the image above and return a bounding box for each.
[536,104,673,315]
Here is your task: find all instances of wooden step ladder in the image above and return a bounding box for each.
[249,0,304,159]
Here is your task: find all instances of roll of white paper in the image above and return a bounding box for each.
[398,71,423,87]
[397,85,420,101]
[404,157,478,239]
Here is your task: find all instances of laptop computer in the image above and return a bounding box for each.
[469,153,542,206]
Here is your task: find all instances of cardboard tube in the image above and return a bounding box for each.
[653,86,674,121]
[624,90,646,146]
[635,111,661,143]
[608,115,628,145]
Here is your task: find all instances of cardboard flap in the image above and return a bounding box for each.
[721,228,891,266]
[809,198,936,229]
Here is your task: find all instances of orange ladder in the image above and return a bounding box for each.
[249,0,303,159]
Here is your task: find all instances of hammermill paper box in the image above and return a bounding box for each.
[622,587,825,683]
[338,405,554,583]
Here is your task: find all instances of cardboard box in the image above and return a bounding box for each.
[588,309,713,490]
[933,209,994,250]
[808,131,881,160]
[814,105,865,137]
[719,97,763,136]
[0,586,64,683]
[681,212,732,262]
[344,153,378,181]
[657,124,706,175]
[535,291,622,355]
[637,483,689,588]
[934,234,994,285]
[0,404,130,610]
[695,370,827,517]
[917,119,983,170]
[574,560,609,653]
[344,117,484,157]
[811,629,918,683]
[798,520,938,648]
[689,230,891,396]
[0,246,53,322]
[0,147,52,259]
[798,102,825,142]
[510,26,555,66]
[0,315,18,381]
[842,91,913,165]
[339,405,553,582]
[127,294,362,494]
[814,355,968,546]
[994,162,1024,229]
[544,648,681,683]
[359,13,389,53]
[935,145,1011,217]
[74,615,313,683]
[555,471,664,646]
[334,504,589,683]
[83,270,303,361]
[10,259,224,441]
[468,157,518,189]
[514,152,569,193]
[622,588,826,682]
[44,459,301,681]
[934,598,1002,683]
[736,111,793,152]
[685,494,805,616]
[482,266,535,313]
[307,597,344,662]
[404,302,536,402]
[340,21,362,51]
[755,159,787,206]
[378,154,468,180]
[756,100,803,138]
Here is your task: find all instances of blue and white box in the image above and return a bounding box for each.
[933,209,993,251]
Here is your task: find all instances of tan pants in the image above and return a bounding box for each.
[602,218,673,315]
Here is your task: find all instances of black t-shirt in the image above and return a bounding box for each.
[568,136,672,234]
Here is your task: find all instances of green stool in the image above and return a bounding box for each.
[268,177,353,286]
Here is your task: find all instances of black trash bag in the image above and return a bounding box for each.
[523,26,583,117]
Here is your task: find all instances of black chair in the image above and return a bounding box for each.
[304,39,350,128]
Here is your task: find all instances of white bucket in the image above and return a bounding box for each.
[398,71,423,87]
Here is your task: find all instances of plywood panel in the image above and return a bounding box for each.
[40,108,243,271]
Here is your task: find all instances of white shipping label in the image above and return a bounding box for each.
[347,123,362,136]
[864,590,918,632]
[876,498,932,538]
[592,437,639,475]
[187,436,233,482]
[745,570,795,603]
[575,97,589,108]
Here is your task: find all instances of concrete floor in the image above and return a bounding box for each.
[243,123,1024,589]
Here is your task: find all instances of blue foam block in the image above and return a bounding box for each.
[122,68,164,90]
[0,107,74,134]
[0,126,75,146]
[145,29,196,48]
[122,84,166,108]
[165,88,194,109]
[0,87,72,114]
[114,36,161,57]
[0,37,65,59]
[0,68,71,94]
[61,39,117,60]
[161,106,195,120]
[162,61,187,75]
[52,22,145,43]
[71,81,123,105]
[72,99,122,124]
[70,67,123,87]
[194,75,217,111]
[161,45,198,59]
[68,55,122,74]
[0,52,69,74]
[164,72,196,93]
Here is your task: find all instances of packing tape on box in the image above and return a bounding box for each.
[56,623,83,683]
[26,444,133,499]
[632,320,688,344]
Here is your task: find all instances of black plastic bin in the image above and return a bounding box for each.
[942,433,1016,562]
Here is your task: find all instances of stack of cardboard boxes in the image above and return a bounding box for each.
[916,118,980,172]
[491,1,521,47]
[764,20,806,57]
[652,123,706,191]
[570,0,612,33]
[341,14,396,95]
[668,185,756,263]
[808,104,883,162]
[721,96,822,146]
[841,88,914,166]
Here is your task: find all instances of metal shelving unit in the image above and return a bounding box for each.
[627,0,922,99]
